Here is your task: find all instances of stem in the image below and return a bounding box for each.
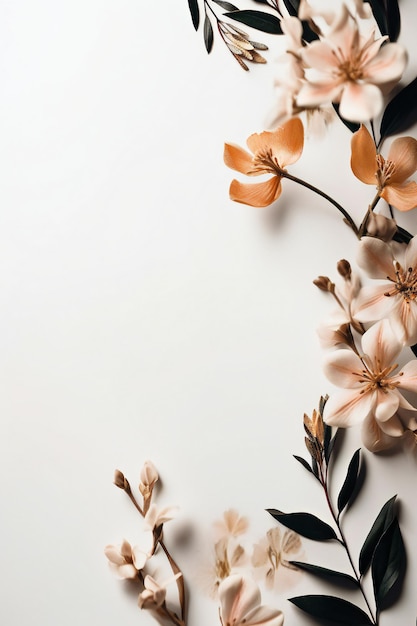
[123,483,186,625]
[281,171,359,237]
[320,473,377,624]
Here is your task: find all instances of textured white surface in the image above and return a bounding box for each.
[1,1,417,625]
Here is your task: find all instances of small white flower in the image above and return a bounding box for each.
[144,504,178,530]
[104,539,149,580]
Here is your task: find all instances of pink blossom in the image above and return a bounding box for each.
[218,575,284,626]
[323,319,417,451]
[296,6,407,122]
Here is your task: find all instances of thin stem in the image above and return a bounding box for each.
[122,481,186,625]
[281,171,359,236]
[320,473,377,624]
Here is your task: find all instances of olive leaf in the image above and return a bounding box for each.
[204,14,214,53]
[337,448,361,516]
[212,0,239,10]
[379,77,417,141]
[372,517,406,610]
[267,509,337,541]
[359,495,397,575]
[293,454,315,476]
[290,561,359,587]
[289,594,373,624]
[223,10,283,33]
[188,0,200,30]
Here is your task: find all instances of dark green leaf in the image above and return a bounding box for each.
[332,103,360,133]
[337,448,361,515]
[379,77,417,141]
[204,15,214,53]
[188,0,200,30]
[365,0,388,37]
[290,561,359,587]
[282,0,299,16]
[267,509,337,541]
[289,595,373,625]
[224,10,283,34]
[212,0,239,10]
[250,0,271,3]
[293,455,314,475]
[385,0,400,41]
[359,495,397,575]
[323,423,333,462]
[372,518,406,610]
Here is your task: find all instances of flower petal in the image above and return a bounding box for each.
[356,236,395,279]
[244,605,285,626]
[339,82,383,123]
[323,350,363,388]
[387,137,417,183]
[352,283,395,323]
[229,177,281,207]
[381,181,417,211]
[364,42,407,84]
[247,118,304,168]
[361,319,401,366]
[388,297,417,345]
[361,413,397,452]
[296,80,343,109]
[350,125,377,184]
[324,388,373,427]
[224,143,257,175]
[219,575,261,623]
[374,388,399,423]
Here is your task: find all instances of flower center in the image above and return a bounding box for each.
[251,148,285,176]
[386,261,417,303]
[354,359,401,394]
[376,154,396,190]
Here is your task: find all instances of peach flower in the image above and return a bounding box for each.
[224,118,304,207]
[296,6,407,122]
[218,575,284,626]
[351,125,417,211]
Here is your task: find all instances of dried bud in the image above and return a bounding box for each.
[139,460,159,492]
[313,276,334,292]
[114,469,129,491]
[337,259,351,280]
[365,212,397,242]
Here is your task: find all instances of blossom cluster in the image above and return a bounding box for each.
[105,462,185,625]
[316,245,417,452]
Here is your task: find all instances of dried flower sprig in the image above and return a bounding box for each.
[267,398,406,625]
[106,464,186,626]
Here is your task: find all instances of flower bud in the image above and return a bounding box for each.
[113,469,129,491]
[313,276,334,292]
[365,212,397,242]
[336,259,351,279]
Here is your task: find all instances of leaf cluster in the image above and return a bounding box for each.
[267,444,406,624]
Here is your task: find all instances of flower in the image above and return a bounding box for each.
[323,319,417,451]
[296,6,407,122]
[138,573,182,609]
[354,236,417,345]
[218,575,284,626]
[351,125,417,211]
[251,527,302,590]
[104,539,149,579]
[144,504,178,531]
[213,509,249,539]
[224,117,304,207]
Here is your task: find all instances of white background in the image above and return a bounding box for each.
[1,1,417,624]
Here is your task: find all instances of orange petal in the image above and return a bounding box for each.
[387,137,417,184]
[229,176,281,207]
[224,143,255,175]
[270,117,304,167]
[246,118,304,168]
[350,125,377,184]
[381,181,417,211]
